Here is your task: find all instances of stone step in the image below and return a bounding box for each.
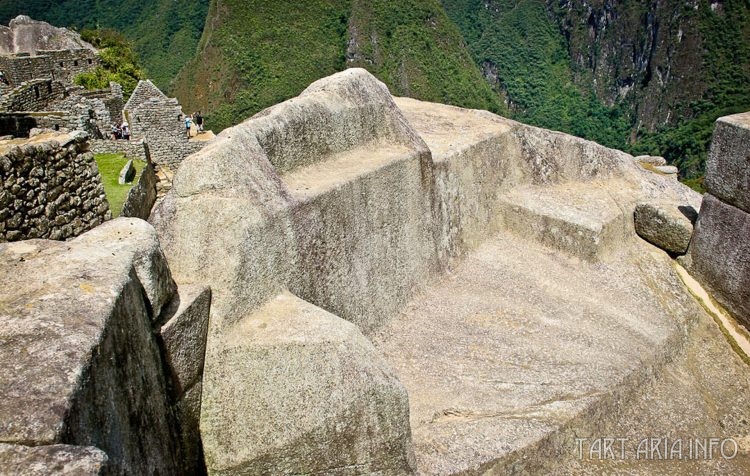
[496,182,632,262]
[280,143,418,202]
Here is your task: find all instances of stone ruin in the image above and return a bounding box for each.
[0,131,110,242]
[0,16,212,226]
[0,16,208,163]
[1,69,749,474]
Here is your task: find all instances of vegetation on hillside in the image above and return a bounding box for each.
[174,0,508,132]
[174,0,351,133]
[444,0,750,189]
[630,0,750,182]
[442,0,630,150]
[0,0,208,90]
[74,29,144,98]
[347,0,505,114]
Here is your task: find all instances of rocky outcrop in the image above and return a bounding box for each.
[688,112,750,330]
[152,68,426,474]
[120,160,157,220]
[152,68,708,474]
[0,219,181,474]
[634,202,696,254]
[0,16,96,55]
[117,159,135,185]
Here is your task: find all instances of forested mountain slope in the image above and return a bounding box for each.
[172,0,506,132]
[443,0,750,181]
[2,0,748,185]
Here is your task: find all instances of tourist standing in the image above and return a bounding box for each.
[121,121,130,140]
[185,115,193,139]
[195,111,204,132]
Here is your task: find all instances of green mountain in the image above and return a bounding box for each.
[2,0,749,186]
[443,0,750,182]
[172,0,506,132]
[0,0,208,90]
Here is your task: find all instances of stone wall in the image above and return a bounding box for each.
[124,80,206,168]
[0,84,123,140]
[0,78,66,111]
[688,111,750,330]
[0,53,52,86]
[0,48,98,87]
[0,131,110,242]
[0,111,72,138]
[90,138,148,160]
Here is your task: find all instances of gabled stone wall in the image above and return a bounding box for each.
[124,80,206,168]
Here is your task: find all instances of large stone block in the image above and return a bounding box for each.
[158,283,211,396]
[0,218,182,474]
[689,194,750,329]
[705,112,750,214]
[201,291,415,475]
[634,202,696,255]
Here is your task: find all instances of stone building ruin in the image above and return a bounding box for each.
[119,80,205,168]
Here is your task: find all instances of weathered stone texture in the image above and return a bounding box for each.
[689,194,750,329]
[202,291,415,476]
[153,69,708,474]
[0,444,108,475]
[0,79,66,112]
[117,158,135,185]
[0,132,111,242]
[120,160,157,219]
[634,201,695,254]
[0,218,183,474]
[158,284,211,396]
[705,111,750,214]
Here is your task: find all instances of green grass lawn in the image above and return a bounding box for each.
[94,153,146,217]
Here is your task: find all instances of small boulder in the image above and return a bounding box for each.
[634,202,695,254]
[118,159,136,185]
[634,155,667,166]
[654,165,679,175]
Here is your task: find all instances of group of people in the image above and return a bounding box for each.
[111,122,130,140]
[184,112,204,138]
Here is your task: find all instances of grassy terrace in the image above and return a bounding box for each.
[94,153,146,217]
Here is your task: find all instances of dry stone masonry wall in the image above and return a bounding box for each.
[124,80,206,168]
[0,131,110,242]
[0,49,98,87]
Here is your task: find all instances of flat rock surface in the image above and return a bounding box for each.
[281,143,414,200]
[374,231,702,474]
[394,97,512,160]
